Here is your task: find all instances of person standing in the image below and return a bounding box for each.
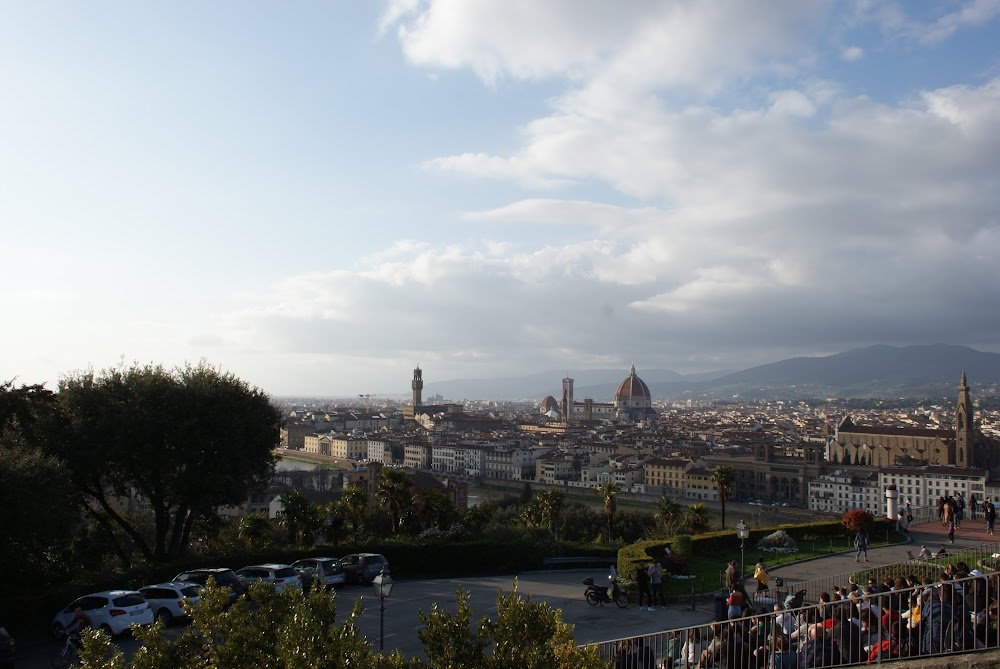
[854,529,869,562]
[947,517,955,544]
[905,499,913,525]
[985,498,996,535]
[725,560,738,592]
[970,494,979,520]
[648,561,664,610]
[636,561,653,611]
[753,558,769,592]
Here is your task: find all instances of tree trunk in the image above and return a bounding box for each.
[167,504,189,559]
[83,476,154,561]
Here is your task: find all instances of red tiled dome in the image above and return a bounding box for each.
[541,395,559,411]
[615,364,650,400]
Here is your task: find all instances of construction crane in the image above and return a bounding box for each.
[358,394,372,412]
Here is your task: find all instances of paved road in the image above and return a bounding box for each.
[21,519,999,667]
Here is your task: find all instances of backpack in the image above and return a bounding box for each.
[865,639,898,664]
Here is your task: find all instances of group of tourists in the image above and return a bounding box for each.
[935,494,998,539]
[654,560,1000,669]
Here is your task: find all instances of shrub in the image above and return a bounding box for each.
[671,534,693,559]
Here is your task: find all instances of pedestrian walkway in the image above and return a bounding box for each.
[769,519,998,587]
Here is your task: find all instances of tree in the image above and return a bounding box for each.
[536,488,565,535]
[238,513,276,549]
[653,496,682,533]
[377,469,414,534]
[278,489,321,546]
[413,486,456,531]
[682,503,711,534]
[418,583,609,669]
[841,509,875,535]
[49,362,281,562]
[594,482,620,542]
[0,444,80,580]
[711,465,735,529]
[0,379,56,439]
[0,381,81,580]
[340,485,370,543]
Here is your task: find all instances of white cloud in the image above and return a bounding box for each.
[841,45,864,61]
[212,73,1000,388]
[382,0,829,88]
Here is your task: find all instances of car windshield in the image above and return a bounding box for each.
[367,556,386,565]
[181,586,203,597]
[274,568,297,579]
[317,559,339,571]
[112,593,146,608]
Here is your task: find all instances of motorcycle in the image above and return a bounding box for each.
[583,575,629,608]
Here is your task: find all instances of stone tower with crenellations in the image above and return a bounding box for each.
[411,365,423,409]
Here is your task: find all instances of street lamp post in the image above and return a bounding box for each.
[736,519,750,589]
[371,567,394,653]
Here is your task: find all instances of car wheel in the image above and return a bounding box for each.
[156,608,172,625]
[52,621,66,640]
[99,624,114,637]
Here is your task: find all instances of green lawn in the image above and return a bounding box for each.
[651,531,908,599]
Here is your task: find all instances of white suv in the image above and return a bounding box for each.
[139,582,204,623]
[236,564,303,592]
[52,590,154,638]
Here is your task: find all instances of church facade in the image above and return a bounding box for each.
[827,373,999,472]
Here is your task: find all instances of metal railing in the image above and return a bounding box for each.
[741,541,1000,614]
[591,570,1000,668]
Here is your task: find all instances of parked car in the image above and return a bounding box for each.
[236,564,303,592]
[292,557,346,590]
[139,582,203,623]
[0,625,14,669]
[173,568,246,604]
[52,591,154,639]
[341,553,390,584]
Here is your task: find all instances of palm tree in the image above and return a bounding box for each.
[519,496,543,528]
[595,481,621,542]
[340,485,369,543]
[279,489,319,546]
[536,488,565,535]
[654,495,682,533]
[414,487,456,530]
[683,503,711,534]
[711,465,736,529]
[376,468,413,534]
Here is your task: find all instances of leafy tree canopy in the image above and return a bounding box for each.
[48,362,281,563]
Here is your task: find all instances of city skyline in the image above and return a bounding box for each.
[3,1,999,396]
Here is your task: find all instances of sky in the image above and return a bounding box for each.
[2,1,999,397]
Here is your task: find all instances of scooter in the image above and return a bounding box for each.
[583,575,629,608]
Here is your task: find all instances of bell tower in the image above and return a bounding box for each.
[955,371,974,467]
[412,365,423,409]
[561,376,574,423]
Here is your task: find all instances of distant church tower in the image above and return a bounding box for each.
[955,370,974,467]
[561,376,574,423]
[412,365,423,409]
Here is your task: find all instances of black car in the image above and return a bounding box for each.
[173,568,246,603]
[0,625,14,669]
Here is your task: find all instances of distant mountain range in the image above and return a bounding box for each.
[422,345,1000,402]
